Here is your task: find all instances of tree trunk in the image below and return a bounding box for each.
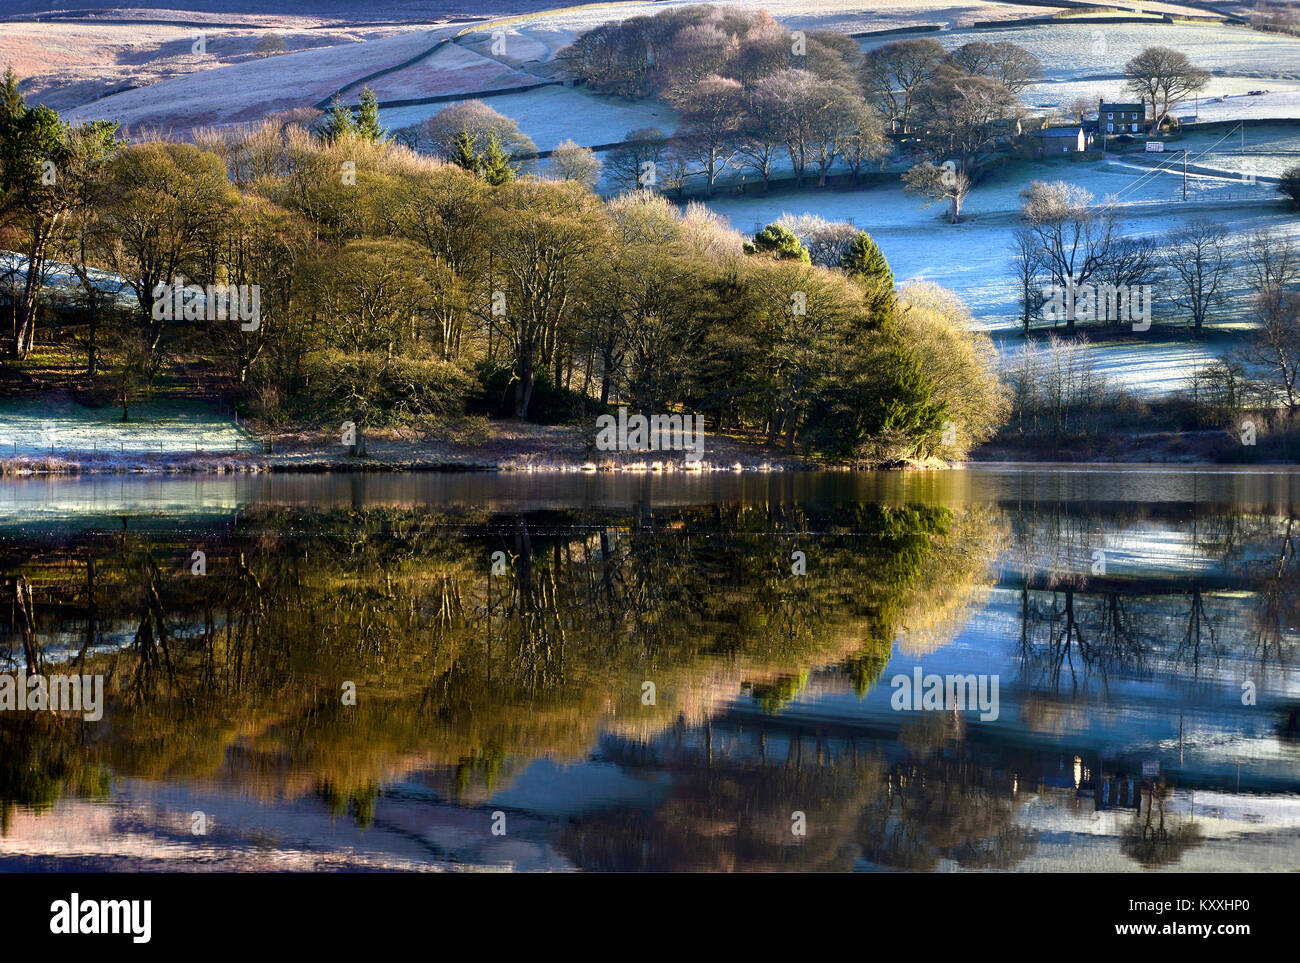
[86,305,99,376]
[515,357,535,418]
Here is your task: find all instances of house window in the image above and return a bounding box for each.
[1107,123,1113,132]
[1131,123,1138,132]
[1107,112,1113,119]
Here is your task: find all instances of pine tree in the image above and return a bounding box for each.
[450,129,479,174]
[1,66,25,121]
[751,223,810,262]
[480,133,516,186]
[840,231,896,319]
[355,87,387,143]
[875,336,946,458]
[321,94,356,142]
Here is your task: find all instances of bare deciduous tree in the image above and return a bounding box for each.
[903,160,971,224]
[1124,47,1210,134]
[1164,219,1227,336]
[1240,288,1300,409]
[858,38,946,133]
[1010,224,1047,334]
[1018,181,1118,333]
[547,139,603,188]
[671,74,744,196]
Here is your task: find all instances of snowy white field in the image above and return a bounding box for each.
[0,399,253,458]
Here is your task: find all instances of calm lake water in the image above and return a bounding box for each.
[2,467,1299,872]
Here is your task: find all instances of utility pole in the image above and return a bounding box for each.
[1183,148,1187,200]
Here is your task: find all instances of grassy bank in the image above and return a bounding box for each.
[974,397,1300,464]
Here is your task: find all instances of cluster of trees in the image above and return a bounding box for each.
[558,5,857,101]
[1005,180,1300,445]
[860,37,1035,140]
[1251,1,1300,35]
[320,86,388,144]
[561,6,1040,196]
[1002,334,1117,438]
[0,69,1005,463]
[1011,180,1298,343]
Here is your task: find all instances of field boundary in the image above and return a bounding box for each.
[367,81,559,113]
[313,33,456,109]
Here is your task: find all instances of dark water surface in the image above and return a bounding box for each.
[2,466,1299,871]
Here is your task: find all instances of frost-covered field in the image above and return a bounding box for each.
[63,26,462,130]
[381,84,681,149]
[472,0,1072,63]
[355,41,540,102]
[1,16,430,112]
[0,399,253,458]
[1195,90,1300,123]
[1161,122,1300,179]
[862,22,1300,83]
[703,153,1300,395]
[1027,78,1300,119]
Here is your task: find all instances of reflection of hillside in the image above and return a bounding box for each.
[0,501,999,818]
[555,713,1036,872]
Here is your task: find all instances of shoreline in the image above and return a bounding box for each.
[3,412,1294,477]
[0,453,934,476]
[0,415,958,475]
[4,447,1298,476]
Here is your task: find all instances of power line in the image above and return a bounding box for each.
[1101,122,1247,209]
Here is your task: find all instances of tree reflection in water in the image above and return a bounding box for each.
[0,486,1297,871]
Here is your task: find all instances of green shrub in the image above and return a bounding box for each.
[299,350,474,426]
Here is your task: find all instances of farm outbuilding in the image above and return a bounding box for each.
[1033,126,1092,155]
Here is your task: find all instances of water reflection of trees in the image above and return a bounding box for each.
[0,500,997,821]
[556,715,1036,872]
[1008,507,1300,695]
[1120,783,1205,868]
[4,495,1279,871]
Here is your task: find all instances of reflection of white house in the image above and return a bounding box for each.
[1033,126,1091,155]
